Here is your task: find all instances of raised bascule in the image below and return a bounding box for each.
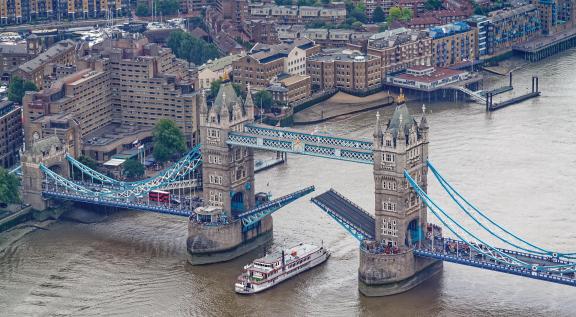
[19,83,576,296]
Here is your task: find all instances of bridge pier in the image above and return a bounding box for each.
[187,215,273,265]
[358,248,442,296]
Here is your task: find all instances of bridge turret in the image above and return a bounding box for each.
[373,104,428,248]
[361,103,440,296]
[199,83,255,219]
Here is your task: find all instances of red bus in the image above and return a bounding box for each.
[149,190,170,203]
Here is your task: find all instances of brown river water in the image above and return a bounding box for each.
[2,52,576,316]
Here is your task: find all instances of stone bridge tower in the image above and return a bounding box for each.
[21,136,69,211]
[358,104,441,296]
[198,83,256,219]
[187,84,273,265]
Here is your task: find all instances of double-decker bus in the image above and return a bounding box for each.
[149,190,170,203]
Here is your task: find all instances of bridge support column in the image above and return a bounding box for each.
[358,248,442,296]
[187,215,273,265]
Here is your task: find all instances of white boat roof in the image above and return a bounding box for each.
[255,243,319,265]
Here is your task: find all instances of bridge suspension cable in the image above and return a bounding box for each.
[404,171,531,268]
[427,161,576,260]
[66,144,202,189]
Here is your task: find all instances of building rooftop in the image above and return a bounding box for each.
[368,28,428,48]
[488,4,537,22]
[428,21,471,39]
[0,42,28,55]
[394,66,465,83]
[279,74,309,86]
[308,48,377,62]
[18,39,76,74]
[199,54,244,72]
[0,101,16,117]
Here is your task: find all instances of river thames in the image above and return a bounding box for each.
[2,51,576,316]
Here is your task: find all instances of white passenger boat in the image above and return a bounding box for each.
[235,243,330,294]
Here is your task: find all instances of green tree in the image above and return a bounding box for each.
[136,3,149,16]
[72,155,98,180]
[210,79,223,99]
[233,83,246,100]
[424,0,442,10]
[372,6,385,23]
[253,90,274,111]
[387,7,413,25]
[0,168,20,204]
[167,30,220,66]
[351,5,368,24]
[153,119,186,164]
[155,0,179,16]
[321,0,330,4]
[123,159,145,180]
[8,76,38,104]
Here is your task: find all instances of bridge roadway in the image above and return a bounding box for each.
[413,238,576,287]
[311,189,375,240]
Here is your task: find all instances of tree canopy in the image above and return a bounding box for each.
[253,90,274,111]
[136,4,149,16]
[372,6,385,23]
[157,0,179,16]
[0,168,20,205]
[167,30,220,66]
[387,7,413,25]
[8,76,37,104]
[123,159,145,180]
[424,0,443,10]
[153,119,187,164]
[72,155,99,180]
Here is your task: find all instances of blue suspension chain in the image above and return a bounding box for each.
[427,161,576,259]
[405,171,531,268]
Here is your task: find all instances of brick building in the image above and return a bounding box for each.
[306,49,381,91]
[266,73,311,104]
[0,101,22,168]
[367,27,431,76]
[233,39,320,89]
[428,21,478,67]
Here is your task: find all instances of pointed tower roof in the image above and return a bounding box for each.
[212,83,242,114]
[245,83,255,108]
[388,104,416,139]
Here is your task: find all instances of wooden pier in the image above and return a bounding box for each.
[513,28,576,62]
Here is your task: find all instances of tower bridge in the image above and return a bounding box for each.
[18,82,576,296]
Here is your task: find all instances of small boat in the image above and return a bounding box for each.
[235,243,330,294]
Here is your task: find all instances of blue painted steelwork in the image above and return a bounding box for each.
[244,124,373,150]
[427,161,576,259]
[66,144,202,190]
[239,186,315,229]
[66,154,127,187]
[406,170,576,273]
[413,248,576,287]
[227,124,374,164]
[43,146,202,199]
[40,164,92,194]
[310,191,375,241]
[8,165,21,175]
[42,191,192,217]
